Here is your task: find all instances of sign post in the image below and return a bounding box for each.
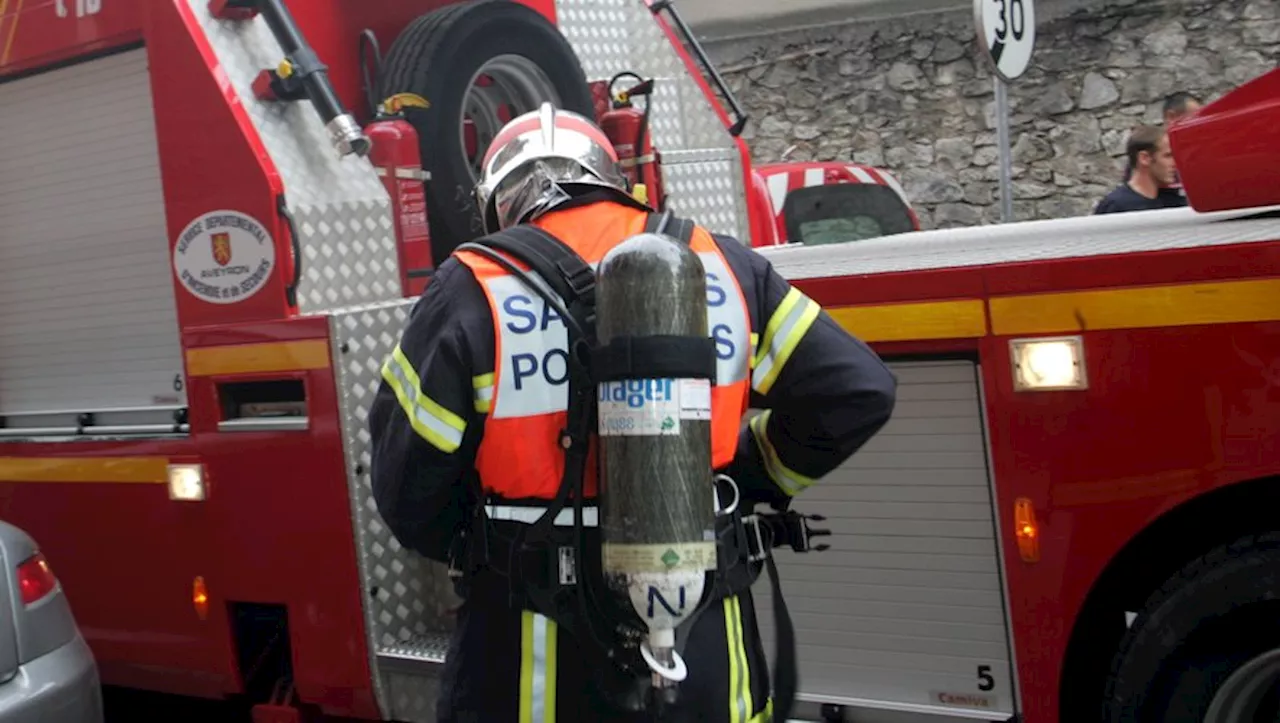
[974,0,1036,223]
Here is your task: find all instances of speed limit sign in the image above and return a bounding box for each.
[975,0,1036,81]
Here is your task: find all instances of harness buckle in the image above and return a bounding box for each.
[741,513,769,563]
[784,511,832,554]
[559,259,596,299]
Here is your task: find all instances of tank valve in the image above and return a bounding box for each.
[640,627,688,687]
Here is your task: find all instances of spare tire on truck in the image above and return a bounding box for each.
[1103,532,1280,722]
[380,0,597,265]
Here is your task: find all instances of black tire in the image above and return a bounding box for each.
[1103,532,1280,722]
[380,0,596,264]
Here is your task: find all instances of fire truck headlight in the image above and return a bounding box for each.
[1010,336,1087,391]
[167,463,207,502]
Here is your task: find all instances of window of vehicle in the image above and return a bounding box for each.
[782,183,917,246]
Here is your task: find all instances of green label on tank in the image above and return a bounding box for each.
[603,542,717,573]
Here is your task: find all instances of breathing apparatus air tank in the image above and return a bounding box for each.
[595,231,718,695]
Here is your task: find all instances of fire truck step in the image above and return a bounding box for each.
[376,632,452,672]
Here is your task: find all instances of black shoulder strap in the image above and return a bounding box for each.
[471,224,598,337]
[454,224,598,536]
[644,211,696,244]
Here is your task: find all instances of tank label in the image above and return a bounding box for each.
[173,210,276,305]
[598,379,682,436]
[626,569,707,629]
[679,379,712,420]
[602,541,717,573]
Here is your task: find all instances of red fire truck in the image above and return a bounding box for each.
[2,0,1280,722]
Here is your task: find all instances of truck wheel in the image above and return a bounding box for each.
[1103,532,1280,722]
[380,0,596,264]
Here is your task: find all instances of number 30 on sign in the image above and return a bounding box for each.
[975,0,1036,82]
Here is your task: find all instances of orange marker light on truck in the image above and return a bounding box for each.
[1014,498,1040,562]
[193,576,209,621]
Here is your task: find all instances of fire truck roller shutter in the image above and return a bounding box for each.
[749,360,1017,720]
[1104,532,1280,722]
[0,48,186,426]
[379,0,596,266]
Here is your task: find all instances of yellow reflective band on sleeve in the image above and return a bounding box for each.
[380,345,466,453]
[749,411,816,497]
[473,373,494,414]
[519,610,558,723]
[752,287,821,396]
[750,698,773,722]
[724,595,755,723]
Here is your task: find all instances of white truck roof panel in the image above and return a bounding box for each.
[760,205,1280,281]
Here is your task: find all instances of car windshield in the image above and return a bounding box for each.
[783,183,916,246]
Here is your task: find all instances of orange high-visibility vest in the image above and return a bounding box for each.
[453,203,753,500]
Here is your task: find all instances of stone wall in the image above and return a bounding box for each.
[703,0,1278,228]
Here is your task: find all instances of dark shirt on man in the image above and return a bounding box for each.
[1094,184,1188,214]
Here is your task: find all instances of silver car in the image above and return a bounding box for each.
[0,520,102,722]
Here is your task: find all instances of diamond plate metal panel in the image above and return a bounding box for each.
[384,669,443,723]
[556,0,750,241]
[330,301,463,720]
[378,633,453,722]
[661,154,747,238]
[187,1,401,314]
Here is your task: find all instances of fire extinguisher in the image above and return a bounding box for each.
[366,92,434,297]
[600,72,666,211]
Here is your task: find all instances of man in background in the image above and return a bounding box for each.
[1094,124,1187,214]
[1163,91,1203,125]
[1115,92,1203,204]
[1155,91,1202,202]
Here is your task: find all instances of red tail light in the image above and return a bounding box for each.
[17,553,57,605]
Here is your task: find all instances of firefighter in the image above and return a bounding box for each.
[369,103,897,723]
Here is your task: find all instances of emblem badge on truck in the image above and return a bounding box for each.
[211,232,233,267]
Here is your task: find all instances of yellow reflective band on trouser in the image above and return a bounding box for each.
[724,595,756,723]
[473,373,494,414]
[752,287,820,396]
[519,610,558,723]
[749,411,815,497]
[380,345,466,453]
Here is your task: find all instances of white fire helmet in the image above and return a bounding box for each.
[474,102,631,233]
